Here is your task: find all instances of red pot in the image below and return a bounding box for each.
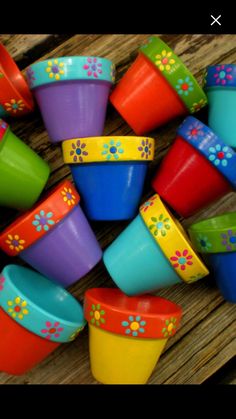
[152,136,232,218]
[110,53,187,135]
[0,307,59,375]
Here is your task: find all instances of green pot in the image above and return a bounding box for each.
[0,125,50,210]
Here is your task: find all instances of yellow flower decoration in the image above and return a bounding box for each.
[61,187,76,206]
[5,234,25,252]
[4,99,25,113]
[155,50,175,72]
[7,297,29,320]
[69,326,84,341]
[190,98,207,113]
[46,60,65,80]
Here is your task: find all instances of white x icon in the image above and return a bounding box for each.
[211,15,222,26]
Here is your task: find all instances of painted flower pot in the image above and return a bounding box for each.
[26,57,115,143]
[0,119,50,210]
[0,264,86,375]
[188,213,236,303]
[62,136,155,220]
[152,116,236,218]
[103,194,209,296]
[110,36,207,135]
[84,288,182,384]
[205,65,236,148]
[0,43,34,117]
[0,180,102,287]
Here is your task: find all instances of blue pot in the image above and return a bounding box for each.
[208,252,236,303]
[205,65,236,148]
[103,214,182,295]
[71,162,148,221]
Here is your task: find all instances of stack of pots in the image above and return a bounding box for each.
[0,35,232,385]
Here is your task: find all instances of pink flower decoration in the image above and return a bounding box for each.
[41,321,64,340]
[83,57,102,78]
[170,249,193,271]
[0,276,5,291]
[213,65,233,85]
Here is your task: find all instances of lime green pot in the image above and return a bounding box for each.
[0,121,50,210]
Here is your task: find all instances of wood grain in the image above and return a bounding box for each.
[0,34,235,384]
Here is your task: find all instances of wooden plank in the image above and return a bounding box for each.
[0,34,235,384]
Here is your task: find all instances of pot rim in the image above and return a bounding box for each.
[140,194,209,283]
[84,288,182,339]
[0,180,80,256]
[26,56,115,89]
[0,43,34,114]
[0,265,86,342]
[177,116,236,188]
[204,64,236,89]
[62,136,155,164]
[140,36,207,113]
[188,212,236,253]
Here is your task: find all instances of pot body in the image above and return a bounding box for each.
[89,324,167,384]
[20,205,102,287]
[110,53,187,135]
[208,252,236,303]
[0,129,50,210]
[152,137,232,218]
[0,307,59,375]
[70,161,148,220]
[207,88,236,148]
[103,214,182,295]
[33,80,112,143]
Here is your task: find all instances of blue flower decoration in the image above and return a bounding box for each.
[121,315,146,337]
[32,210,55,232]
[176,76,194,96]
[208,144,232,167]
[102,139,124,160]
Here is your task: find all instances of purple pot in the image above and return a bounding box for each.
[20,205,102,287]
[26,57,115,143]
[0,180,102,288]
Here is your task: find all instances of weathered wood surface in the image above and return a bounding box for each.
[0,34,235,384]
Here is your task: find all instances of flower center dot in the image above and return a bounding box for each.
[144,146,149,153]
[110,146,117,154]
[157,222,163,229]
[49,328,56,334]
[162,57,168,65]
[191,128,198,136]
[130,322,139,331]
[12,104,18,109]
[179,257,186,265]
[181,83,189,91]
[229,236,236,244]
[76,148,82,155]
[217,151,224,159]
[219,71,226,79]
[52,66,59,74]
[66,192,72,199]
[200,239,206,247]
[167,323,174,332]
[14,306,21,313]
[40,217,47,225]
[91,64,97,71]
[12,240,19,247]
[94,311,100,320]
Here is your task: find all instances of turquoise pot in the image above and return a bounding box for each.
[205,65,236,148]
[207,89,236,148]
[103,214,182,296]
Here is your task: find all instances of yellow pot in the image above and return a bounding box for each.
[84,288,182,384]
[89,324,167,384]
